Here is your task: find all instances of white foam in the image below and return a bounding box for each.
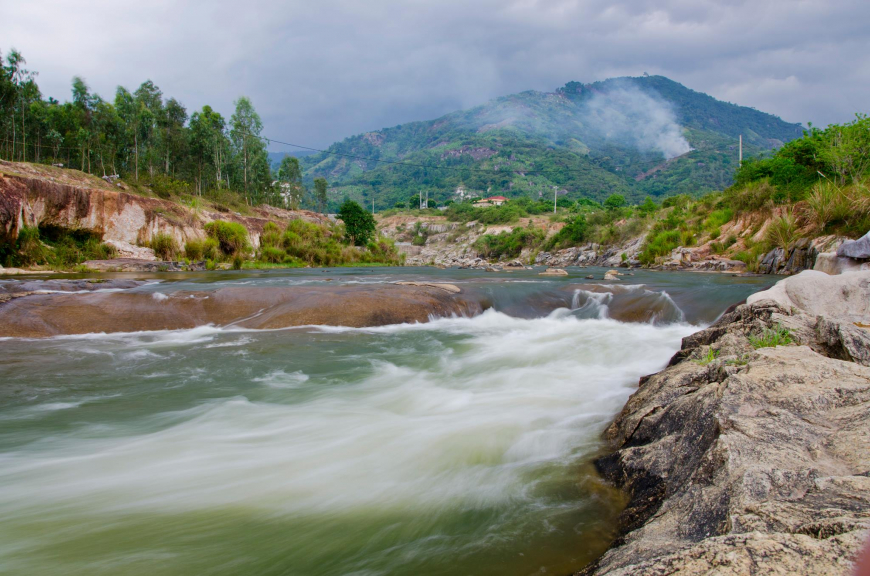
[0,311,697,517]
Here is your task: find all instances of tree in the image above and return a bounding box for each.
[189,105,228,193]
[637,196,658,215]
[338,200,376,246]
[230,96,270,204]
[604,193,627,210]
[277,156,304,209]
[394,201,406,209]
[314,177,328,213]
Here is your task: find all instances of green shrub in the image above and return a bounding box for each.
[474,227,544,260]
[184,238,205,260]
[16,226,47,265]
[546,215,587,250]
[151,232,178,260]
[204,220,249,256]
[749,324,794,348]
[638,229,682,264]
[260,222,282,249]
[259,246,285,263]
[203,238,219,260]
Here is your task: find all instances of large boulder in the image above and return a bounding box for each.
[837,231,870,259]
[581,273,870,575]
[746,269,870,323]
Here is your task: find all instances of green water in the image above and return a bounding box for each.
[0,267,771,575]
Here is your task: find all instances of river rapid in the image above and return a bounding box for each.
[0,267,772,576]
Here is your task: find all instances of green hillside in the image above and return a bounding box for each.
[301,76,803,210]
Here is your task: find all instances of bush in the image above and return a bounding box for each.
[259,246,286,263]
[260,221,283,248]
[16,226,47,265]
[204,220,249,256]
[638,229,682,264]
[546,215,587,250]
[474,227,544,260]
[151,232,178,260]
[184,239,205,260]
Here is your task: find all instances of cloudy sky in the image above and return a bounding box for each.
[2,0,867,149]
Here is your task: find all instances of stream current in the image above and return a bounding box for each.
[0,267,772,575]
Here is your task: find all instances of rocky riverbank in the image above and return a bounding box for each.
[581,270,870,575]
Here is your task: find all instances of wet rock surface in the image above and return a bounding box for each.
[0,284,483,338]
[581,271,870,575]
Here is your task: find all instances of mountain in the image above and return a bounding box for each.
[301,76,803,208]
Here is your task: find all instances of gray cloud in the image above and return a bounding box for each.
[2,0,868,149]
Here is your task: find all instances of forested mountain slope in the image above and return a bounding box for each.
[302,76,803,208]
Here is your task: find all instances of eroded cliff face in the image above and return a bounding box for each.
[0,161,328,253]
[581,271,870,575]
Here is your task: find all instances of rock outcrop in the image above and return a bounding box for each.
[838,231,870,260]
[0,283,483,338]
[0,161,328,251]
[581,271,870,575]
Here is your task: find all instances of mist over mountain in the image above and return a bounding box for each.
[300,75,803,208]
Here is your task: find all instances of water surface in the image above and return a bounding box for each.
[0,267,771,575]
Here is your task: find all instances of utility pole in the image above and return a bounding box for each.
[419,190,422,210]
[425,190,429,209]
[553,186,557,214]
[372,195,375,215]
[739,135,743,167]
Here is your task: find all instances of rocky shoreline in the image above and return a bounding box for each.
[580,270,870,575]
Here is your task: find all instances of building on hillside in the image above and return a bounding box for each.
[472,195,508,207]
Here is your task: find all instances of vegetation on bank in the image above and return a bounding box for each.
[2,199,402,270]
[5,226,117,270]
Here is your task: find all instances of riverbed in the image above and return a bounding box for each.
[0,267,772,575]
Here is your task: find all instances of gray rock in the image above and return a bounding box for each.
[580,280,870,575]
[746,269,870,323]
[837,231,870,259]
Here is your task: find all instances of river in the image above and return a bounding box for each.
[0,267,772,575]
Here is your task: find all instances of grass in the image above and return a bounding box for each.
[695,348,720,365]
[749,324,794,349]
[150,232,179,260]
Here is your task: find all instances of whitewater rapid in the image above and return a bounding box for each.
[0,306,698,575]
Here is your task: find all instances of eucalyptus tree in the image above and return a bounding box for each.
[277,155,305,208]
[230,96,270,203]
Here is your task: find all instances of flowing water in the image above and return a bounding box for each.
[0,267,772,575]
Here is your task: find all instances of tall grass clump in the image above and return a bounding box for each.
[765,212,801,251]
[150,232,178,260]
[204,220,250,257]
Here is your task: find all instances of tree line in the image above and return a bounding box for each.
[0,48,330,211]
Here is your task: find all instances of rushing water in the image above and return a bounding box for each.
[0,267,772,575]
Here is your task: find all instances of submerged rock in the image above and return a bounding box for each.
[581,271,870,575]
[0,283,482,338]
[539,267,568,276]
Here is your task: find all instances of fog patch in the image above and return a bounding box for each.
[581,83,692,160]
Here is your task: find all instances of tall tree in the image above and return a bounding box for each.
[230,96,270,203]
[314,177,328,213]
[277,155,304,208]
